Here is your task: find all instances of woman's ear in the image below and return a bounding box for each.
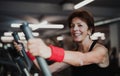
[88,29,92,36]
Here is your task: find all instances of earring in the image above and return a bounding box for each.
[88,32,92,39]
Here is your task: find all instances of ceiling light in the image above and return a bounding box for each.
[1,36,26,42]
[57,36,64,41]
[11,23,64,30]
[4,32,39,37]
[1,36,14,42]
[74,0,94,9]
[29,24,64,30]
[95,17,120,26]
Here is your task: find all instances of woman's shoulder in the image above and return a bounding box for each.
[94,43,108,52]
[94,43,109,68]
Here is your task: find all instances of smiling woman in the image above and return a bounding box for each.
[24,9,111,76]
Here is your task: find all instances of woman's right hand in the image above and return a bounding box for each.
[13,41,23,52]
[27,38,51,59]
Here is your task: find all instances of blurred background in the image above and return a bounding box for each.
[0,0,120,76]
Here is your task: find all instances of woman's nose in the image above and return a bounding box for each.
[73,25,79,31]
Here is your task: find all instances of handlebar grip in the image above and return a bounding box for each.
[20,22,34,40]
[12,32,32,71]
[12,32,20,43]
[20,22,52,76]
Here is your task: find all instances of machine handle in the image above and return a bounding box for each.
[20,22,52,76]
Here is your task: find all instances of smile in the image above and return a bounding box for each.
[74,33,81,37]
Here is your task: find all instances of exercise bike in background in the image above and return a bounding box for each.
[0,42,39,76]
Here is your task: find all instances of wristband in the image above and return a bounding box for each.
[26,51,35,61]
[48,45,64,62]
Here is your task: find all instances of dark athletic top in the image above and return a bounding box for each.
[71,40,114,76]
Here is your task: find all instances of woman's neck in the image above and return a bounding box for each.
[77,37,93,53]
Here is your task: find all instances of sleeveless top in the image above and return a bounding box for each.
[71,40,114,76]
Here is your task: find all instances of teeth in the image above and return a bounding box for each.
[74,33,81,36]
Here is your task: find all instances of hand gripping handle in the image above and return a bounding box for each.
[12,32,32,71]
[20,22,52,76]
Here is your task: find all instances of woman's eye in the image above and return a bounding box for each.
[70,24,82,28]
[78,24,82,27]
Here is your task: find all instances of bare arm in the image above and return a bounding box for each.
[64,45,109,67]
[49,62,70,73]
[33,59,70,74]
[13,41,70,73]
[28,38,109,68]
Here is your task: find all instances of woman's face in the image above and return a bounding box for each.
[70,17,90,42]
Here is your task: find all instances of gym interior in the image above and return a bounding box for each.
[0,0,120,76]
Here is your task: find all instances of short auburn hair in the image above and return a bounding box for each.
[68,10,95,34]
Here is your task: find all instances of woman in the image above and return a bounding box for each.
[14,10,110,76]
